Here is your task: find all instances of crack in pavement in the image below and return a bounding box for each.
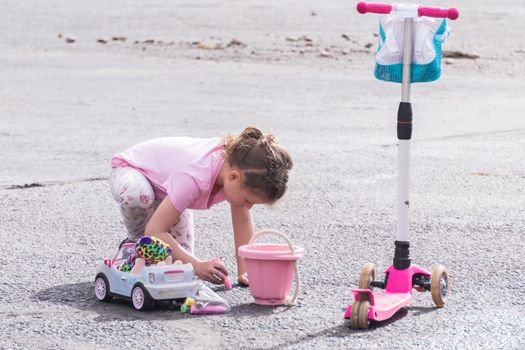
[1,177,107,190]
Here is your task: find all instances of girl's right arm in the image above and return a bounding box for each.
[145,197,227,284]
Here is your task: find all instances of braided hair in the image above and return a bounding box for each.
[223,127,293,202]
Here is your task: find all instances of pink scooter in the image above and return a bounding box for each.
[345,2,459,329]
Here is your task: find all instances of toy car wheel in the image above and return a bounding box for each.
[94,275,113,302]
[358,263,375,290]
[131,285,153,311]
[358,300,371,329]
[349,300,361,329]
[431,265,449,308]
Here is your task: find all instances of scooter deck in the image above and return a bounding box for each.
[371,291,412,321]
[345,290,413,321]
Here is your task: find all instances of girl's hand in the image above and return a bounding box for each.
[237,272,249,286]
[194,260,229,284]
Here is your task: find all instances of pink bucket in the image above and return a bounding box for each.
[238,230,304,305]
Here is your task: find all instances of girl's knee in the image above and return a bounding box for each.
[110,167,155,206]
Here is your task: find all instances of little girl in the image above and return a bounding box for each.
[109,127,293,286]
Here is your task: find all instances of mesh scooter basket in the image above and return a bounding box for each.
[374,14,449,83]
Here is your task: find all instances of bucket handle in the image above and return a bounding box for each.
[250,229,301,306]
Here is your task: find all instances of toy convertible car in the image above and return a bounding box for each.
[94,242,229,313]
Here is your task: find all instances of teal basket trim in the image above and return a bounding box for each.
[374,19,447,84]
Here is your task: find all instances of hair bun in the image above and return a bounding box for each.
[241,127,264,141]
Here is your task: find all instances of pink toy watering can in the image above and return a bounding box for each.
[239,229,304,305]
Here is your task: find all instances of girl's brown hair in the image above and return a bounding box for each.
[223,127,293,202]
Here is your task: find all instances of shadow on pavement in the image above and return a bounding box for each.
[408,305,439,317]
[250,308,414,350]
[32,281,204,322]
[248,324,354,350]
[32,281,280,322]
[227,302,291,317]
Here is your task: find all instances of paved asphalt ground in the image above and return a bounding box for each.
[1,1,524,349]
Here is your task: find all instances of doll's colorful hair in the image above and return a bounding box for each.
[117,236,172,272]
[223,127,293,202]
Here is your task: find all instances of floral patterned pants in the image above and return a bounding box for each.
[109,166,194,254]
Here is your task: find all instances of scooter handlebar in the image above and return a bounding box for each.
[356,2,459,20]
[356,2,392,15]
[418,6,459,20]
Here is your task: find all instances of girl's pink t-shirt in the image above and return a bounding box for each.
[111,137,226,212]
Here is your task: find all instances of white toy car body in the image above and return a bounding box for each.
[94,242,229,312]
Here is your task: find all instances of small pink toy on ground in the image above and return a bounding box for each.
[212,257,232,289]
[190,303,229,314]
[345,2,457,329]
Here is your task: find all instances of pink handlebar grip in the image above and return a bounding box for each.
[357,2,392,15]
[418,6,459,20]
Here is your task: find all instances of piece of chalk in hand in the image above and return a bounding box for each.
[212,257,232,289]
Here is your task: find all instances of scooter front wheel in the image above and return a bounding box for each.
[349,300,371,329]
[431,265,450,308]
[358,300,371,329]
[350,300,361,328]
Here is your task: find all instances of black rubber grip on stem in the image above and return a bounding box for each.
[397,102,412,140]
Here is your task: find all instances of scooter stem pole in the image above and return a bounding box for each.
[397,18,413,243]
[401,18,413,103]
[393,18,414,269]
